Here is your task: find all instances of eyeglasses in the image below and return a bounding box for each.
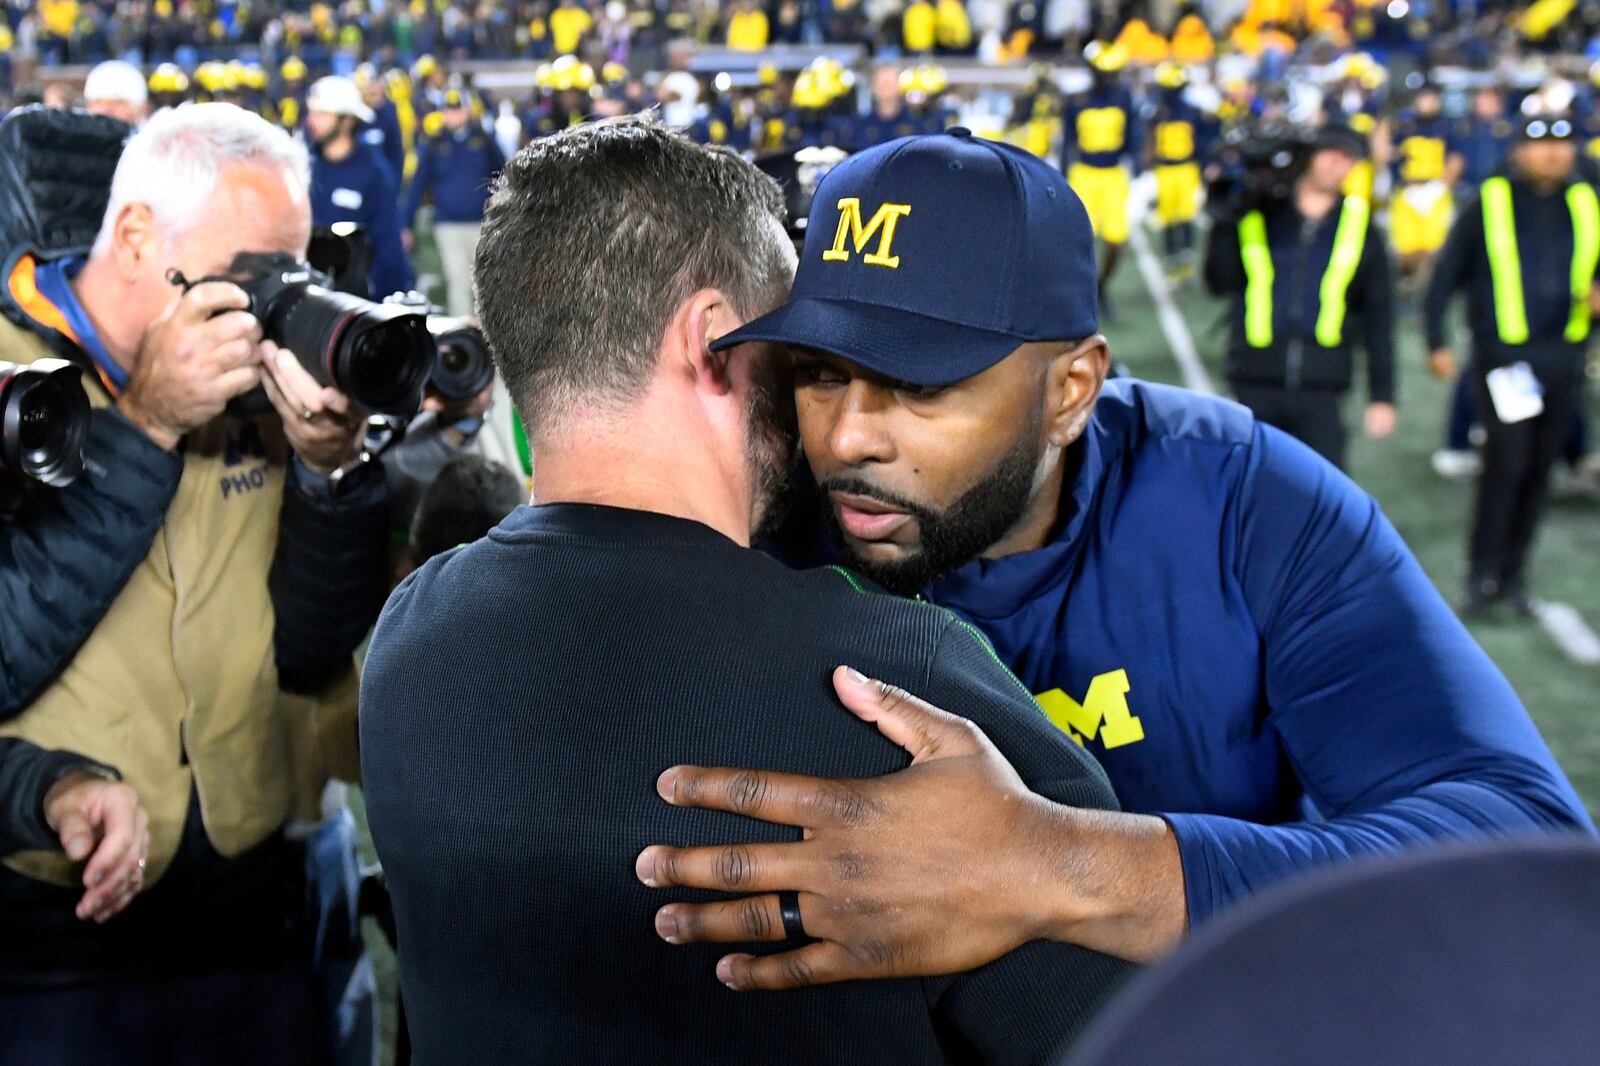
[1523,118,1574,141]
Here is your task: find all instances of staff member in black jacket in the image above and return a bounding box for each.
[1425,114,1599,618]
[0,104,388,1064]
[1205,122,1397,469]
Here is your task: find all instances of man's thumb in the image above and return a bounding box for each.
[56,811,95,863]
[832,666,979,763]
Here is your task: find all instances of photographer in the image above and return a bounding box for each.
[1204,121,1397,470]
[0,104,389,1063]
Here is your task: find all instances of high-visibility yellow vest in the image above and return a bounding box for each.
[1481,175,1600,345]
[1238,197,1371,348]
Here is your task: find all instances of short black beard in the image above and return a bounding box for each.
[820,408,1045,597]
[747,353,800,545]
[313,119,352,153]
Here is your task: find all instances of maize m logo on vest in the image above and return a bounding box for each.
[823,198,912,269]
[1036,670,1146,749]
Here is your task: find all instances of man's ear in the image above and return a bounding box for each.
[110,203,156,281]
[677,288,739,397]
[1045,336,1110,448]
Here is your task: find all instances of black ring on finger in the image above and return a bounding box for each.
[778,890,808,942]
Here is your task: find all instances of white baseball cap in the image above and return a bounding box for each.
[307,76,375,123]
[84,61,149,105]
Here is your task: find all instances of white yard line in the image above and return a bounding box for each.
[1127,223,1216,396]
[1532,601,1600,666]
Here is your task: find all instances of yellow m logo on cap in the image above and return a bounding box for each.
[822,198,912,269]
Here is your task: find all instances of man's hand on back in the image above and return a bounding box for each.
[636,668,1187,990]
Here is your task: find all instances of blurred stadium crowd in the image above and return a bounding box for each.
[13,0,1600,504]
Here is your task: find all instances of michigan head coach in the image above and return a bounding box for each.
[358,116,1133,1063]
[637,129,1595,985]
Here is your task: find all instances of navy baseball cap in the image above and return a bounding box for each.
[712,129,1100,387]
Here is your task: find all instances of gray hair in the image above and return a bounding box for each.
[473,114,792,435]
[90,102,310,257]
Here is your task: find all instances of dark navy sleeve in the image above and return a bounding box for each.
[1358,220,1396,404]
[1388,117,1409,182]
[270,459,390,694]
[0,739,120,855]
[366,158,415,298]
[1059,99,1079,170]
[1164,424,1595,925]
[1122,95,1143,173]
[403,141,431,230]
[1202,213,1244,294]
[382,108,406,184]
[1423,195,1479,352]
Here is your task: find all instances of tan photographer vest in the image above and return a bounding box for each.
[0,306,360,889]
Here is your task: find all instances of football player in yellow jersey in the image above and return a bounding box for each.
[1389,81,1461,285]
[1146,63,1214,282]
[1063,42,1140,314]
[549,0,594,56]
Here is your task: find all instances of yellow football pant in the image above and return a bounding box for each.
[1068,163,1131,244]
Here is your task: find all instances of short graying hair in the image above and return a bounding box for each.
[473,114,792,434]
[91,102,309,258]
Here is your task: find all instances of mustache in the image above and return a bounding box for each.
[817,476,931,521]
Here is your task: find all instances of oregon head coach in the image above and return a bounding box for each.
[637,130,1592,986]
[357,115,1133,1063]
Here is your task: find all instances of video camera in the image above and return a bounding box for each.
[1204,122,1314,222]
[0,359,92,513]
[382,292,496,402]
[174,252,437,418]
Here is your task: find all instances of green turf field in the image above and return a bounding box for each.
[1109,229,1600,820]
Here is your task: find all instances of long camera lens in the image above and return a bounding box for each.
[262,286,434,417]
[0,359,90,488]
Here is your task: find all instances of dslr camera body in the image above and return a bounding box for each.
[178,251,437,419]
